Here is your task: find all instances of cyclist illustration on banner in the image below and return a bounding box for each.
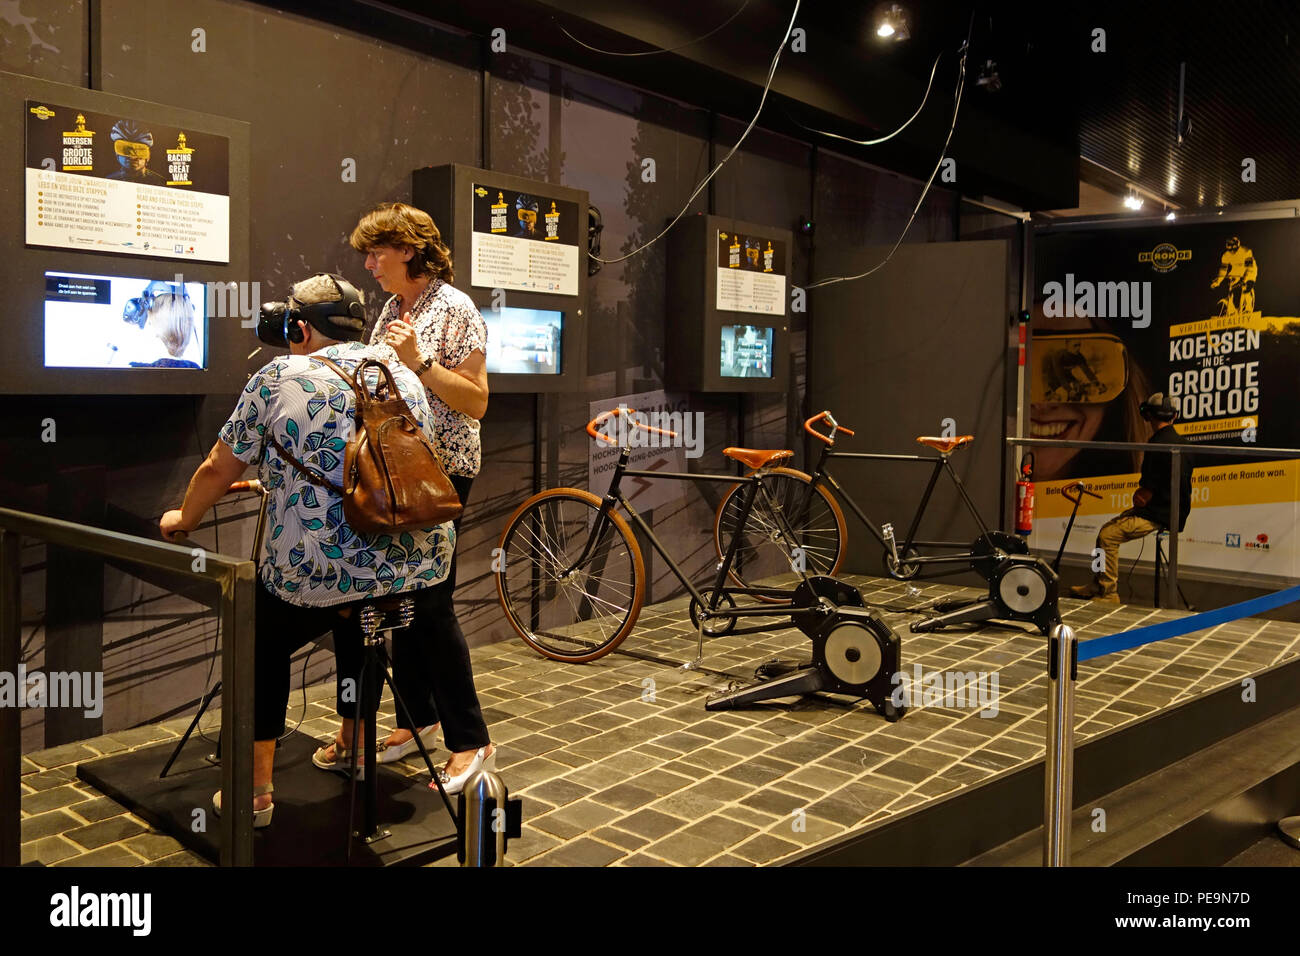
[1210,236,1258,316]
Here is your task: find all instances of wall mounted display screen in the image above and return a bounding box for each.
[720,324,773,378]
[484,306,562,375]
[44,271,207,369]
[24,100,231,263]
[469,182,580,295]
[716,229,786,315]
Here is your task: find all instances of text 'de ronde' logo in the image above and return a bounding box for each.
[1137,242,1192,273]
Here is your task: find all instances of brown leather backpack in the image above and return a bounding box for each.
[270,356,462,533]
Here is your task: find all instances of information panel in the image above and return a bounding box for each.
[469,182,579,295]
[715,229,786,315]
[24,100,230,263]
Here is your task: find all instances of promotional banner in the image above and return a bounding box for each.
[24,100,231,263]
[715,229,786,315]
[469,183,580,295]
[1030,218,1300,579]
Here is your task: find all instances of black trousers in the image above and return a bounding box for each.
[252,474,489,751]
[331,474,490,753]
[253,584,353,740]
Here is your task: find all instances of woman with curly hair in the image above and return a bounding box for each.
[312,201,494,793]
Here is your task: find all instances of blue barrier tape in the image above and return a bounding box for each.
[1077,584,1300,663]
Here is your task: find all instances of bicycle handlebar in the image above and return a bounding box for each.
[227,479,264,496]
[1061,480,1102,506]
[805,410,855,445]
[586,407,677,446]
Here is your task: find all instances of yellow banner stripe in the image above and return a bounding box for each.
[1035,461,1299,518]
[1168,312,1300,337]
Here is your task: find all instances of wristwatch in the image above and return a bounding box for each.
[414,353,435,376]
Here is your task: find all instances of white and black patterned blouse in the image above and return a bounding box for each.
[367,278,487,477]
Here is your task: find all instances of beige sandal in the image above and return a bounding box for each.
[313,736,366,778]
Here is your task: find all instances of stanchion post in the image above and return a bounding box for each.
[1168,450,1181,606]
[1044,623,1078,866]
[461,770,508,867]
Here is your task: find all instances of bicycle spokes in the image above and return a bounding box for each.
[499,492,642,662]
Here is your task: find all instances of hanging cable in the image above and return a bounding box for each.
[787,50,942,146]
[557,1,751,57]
[593,0,802,266]
[805,13,974,290]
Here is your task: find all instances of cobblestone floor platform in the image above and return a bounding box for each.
[19,574,1300,867]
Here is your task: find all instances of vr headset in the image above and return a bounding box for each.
[256,274,366,347]
[1139,392,1179,422]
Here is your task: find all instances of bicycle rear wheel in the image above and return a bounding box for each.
[713,467,846,596]
[496,488,646,663]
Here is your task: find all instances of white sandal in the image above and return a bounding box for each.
[212,782,274,828]
[430,746,497,796]
[377,725,440,764]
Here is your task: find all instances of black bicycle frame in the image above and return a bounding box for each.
[794,440,1000,576]
[568,447,818,621]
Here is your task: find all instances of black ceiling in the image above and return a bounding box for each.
[1078,0,1300,211]
[273,0,1086,210]
[259,1,1300,212]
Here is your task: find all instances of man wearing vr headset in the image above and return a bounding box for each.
[1070,393,1195,603]
[159,273,455,827]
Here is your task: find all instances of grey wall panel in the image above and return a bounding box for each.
[0,0,85,87]
[809,238,1008,579]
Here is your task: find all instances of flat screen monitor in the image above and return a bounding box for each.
[44,271,208,370]
[484,306,562,375]
[720,324,773,379]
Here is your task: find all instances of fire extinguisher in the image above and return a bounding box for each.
[1015,453,1035,536]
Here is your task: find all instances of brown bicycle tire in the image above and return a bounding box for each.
[495,487,647,663]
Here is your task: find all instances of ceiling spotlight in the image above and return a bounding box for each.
[1166,210,1176,221]
[875,4,910,41]
[1123,190,1144,210]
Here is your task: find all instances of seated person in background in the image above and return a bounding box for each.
[160,273,455,827]
[1069,393,1194,603]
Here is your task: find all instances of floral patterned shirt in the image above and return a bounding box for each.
[219,341,455,608]
[367,278,487,477]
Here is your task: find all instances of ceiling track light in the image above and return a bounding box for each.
[875,4,910,41]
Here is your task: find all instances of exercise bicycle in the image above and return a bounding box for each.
[909,479,1103,637]
[494,408,905,716]
[713,412,1033,595]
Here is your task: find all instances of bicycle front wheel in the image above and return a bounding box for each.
[496,488,646,663]
[713,467,846,596]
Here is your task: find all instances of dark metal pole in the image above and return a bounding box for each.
[1168,450,1181,609]
[219,561,257,867]
[0,531,20,867]
[480,37,491,170]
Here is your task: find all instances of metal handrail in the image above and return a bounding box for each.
[0,506,256,867]
[1007,437,1300,603]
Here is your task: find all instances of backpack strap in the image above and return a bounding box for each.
[268,434,345,496]
[263,353,363,495]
